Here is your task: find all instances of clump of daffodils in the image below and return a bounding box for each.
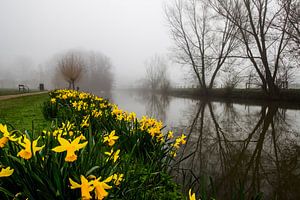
[0,89,187,199]
[69,173,124,200]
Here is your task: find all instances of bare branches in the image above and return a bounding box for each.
[57,51,85,90]
[210,0,295,95]
[144,55,170,91]
[165,0,239,91]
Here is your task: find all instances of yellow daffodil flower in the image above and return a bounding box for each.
[69,175,93,200]
[0,124,18,148]
[170,151,177,157]
[167,131,174,139]
[0,137,9,148]
[179,134,187,144]
[172,134,187,149]
[92,175,113,200]
[81,115,90,128]
[104,149,120,163]
[99,103,107,109]
[0,166,14,177]
[189,189,196,200]
[62,94,67,99]
[112,173,124,186]
[52,136,88,162]
[72,101,78,108]
[126,112,136,121]
[17,136,44,160]
[50,98,56,103]
[103,130,119,146]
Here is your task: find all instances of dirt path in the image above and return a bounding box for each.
[0,91,48,101]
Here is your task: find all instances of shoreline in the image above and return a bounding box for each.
[165,88,300,109]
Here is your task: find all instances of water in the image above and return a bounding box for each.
[102,90,300,199]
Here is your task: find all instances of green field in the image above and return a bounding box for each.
[0,88,40,96]
[0,93,50,132]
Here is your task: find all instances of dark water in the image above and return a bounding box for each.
[104,90,300,199]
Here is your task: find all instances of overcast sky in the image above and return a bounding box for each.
[0,0,185,88]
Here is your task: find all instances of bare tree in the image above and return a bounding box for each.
[165,0,239,93]
[80,51,114,92]
[144,55,170,91]
[210,0,294,96]
[56,51,85,90]
[284,0,300,53]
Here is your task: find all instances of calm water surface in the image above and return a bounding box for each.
[101,90,300,200]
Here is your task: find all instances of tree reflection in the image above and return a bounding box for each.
[171,101,300,200]
[136,92,170,122]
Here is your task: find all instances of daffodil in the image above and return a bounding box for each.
[50,98,56,103]
[167,131,174,139]
[0,124,18,148]
[103,130,119,146]
[189,189,196,200]
[0,137,9,148]
[170,150,177,157]
[62,94,68,99]
[104,149,120,163]
[0,166,14,177]
[172,134,187,149]
[126,112,136,121]
[92,175,113,200]
[17,136,44,160]
[69,175,93,199]
[52,135,88,162]
[72,101,78,108]
[112,173,124,186]
[81,115,90,128]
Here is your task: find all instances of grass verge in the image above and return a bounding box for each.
[0,88,40,96]
[0,93,50,132]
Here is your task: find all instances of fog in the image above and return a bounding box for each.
[0,0,185,90]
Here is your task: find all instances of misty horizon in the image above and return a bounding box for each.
[0,0,185,90]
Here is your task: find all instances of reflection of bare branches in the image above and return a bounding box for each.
[172,101,300,199]
[135,92,170,122]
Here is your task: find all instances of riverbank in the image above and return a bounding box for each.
[0,90,185,200]
[167,88,300,107]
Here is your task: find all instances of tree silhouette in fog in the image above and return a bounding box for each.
[56,51,85,90]
[54,50,113,92]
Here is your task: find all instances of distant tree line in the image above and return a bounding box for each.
[165,0,299,96]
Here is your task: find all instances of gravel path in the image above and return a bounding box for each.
[0,91,48,101]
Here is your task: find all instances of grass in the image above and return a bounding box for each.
[0,93,50,132]
[0,88,41,96]
[0,89,24,96]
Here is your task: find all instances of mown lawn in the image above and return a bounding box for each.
[0,88,41,96]
[0,88,23,96]
[0,93,50,132]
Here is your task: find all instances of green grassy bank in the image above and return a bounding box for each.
[0,89,24,96]
[0,88,41,96]
[0,93,50,131]
[0,90,187,200]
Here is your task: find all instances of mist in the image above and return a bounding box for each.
[0,0,184,90]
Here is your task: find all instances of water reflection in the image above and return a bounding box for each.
[135,92,170,122]
[109,90,300,199]
[172,101,300,200]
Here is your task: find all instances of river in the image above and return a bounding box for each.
[100,89,300,200]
